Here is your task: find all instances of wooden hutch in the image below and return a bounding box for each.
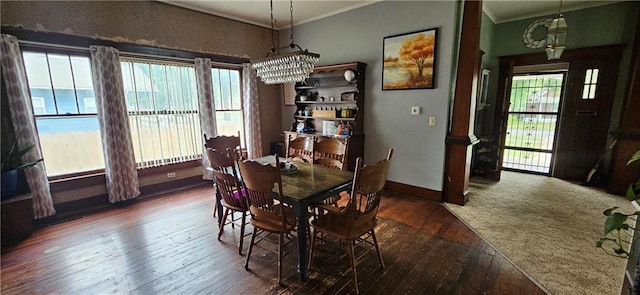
[284,62,366,171]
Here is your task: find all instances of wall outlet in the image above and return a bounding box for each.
[411,106,421,115]
[167,172,176,178]
[428,116,437,126]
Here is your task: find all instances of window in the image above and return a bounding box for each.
[211,68,244,146]
[121,60,202,169]
[582,68,599,99]
[22,51,105,177]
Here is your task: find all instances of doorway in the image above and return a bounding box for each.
[503,71,565,174]
[493,45,623,182]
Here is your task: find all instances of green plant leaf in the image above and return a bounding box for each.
[603,207,619,216]
[627,179,640,201]
[627,151,640,165]
[604,212,628,235]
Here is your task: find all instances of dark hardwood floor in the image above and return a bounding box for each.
[1,186,548,294]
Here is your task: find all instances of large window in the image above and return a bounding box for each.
[121,60,202,169]
[21,47,245,179]
[22,51,105,177]
[211,68,244,146]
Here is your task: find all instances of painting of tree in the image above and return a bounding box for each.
[383,28,438,90]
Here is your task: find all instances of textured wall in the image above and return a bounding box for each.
[1,0,284,204]
[281,1,458,191]
[1,0,284,156]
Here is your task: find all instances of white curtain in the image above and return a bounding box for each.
[90,46,140,203]
[195,58,217,179]
[1,34,56,218]
[242,63,263,159]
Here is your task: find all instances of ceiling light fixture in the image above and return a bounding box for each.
[252,0,320,85]
[545,0,568,60]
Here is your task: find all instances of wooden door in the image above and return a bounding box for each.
[492,45,624,182]
[553,53,621,181]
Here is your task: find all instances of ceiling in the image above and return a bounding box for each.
[158,0,621,29]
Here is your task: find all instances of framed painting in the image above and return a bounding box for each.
[383,28,438,90]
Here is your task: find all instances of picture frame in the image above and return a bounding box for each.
[382,27,438,90]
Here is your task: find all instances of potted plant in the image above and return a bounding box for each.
[596,150,640,295]
[597,150,640,258]
[0,141,42,200]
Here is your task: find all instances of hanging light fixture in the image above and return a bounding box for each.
[252,0,320,85]
[545,0,568,60]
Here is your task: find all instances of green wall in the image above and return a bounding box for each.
[476,1,638,173]
[492,2,637,57]
[480,1,638,137]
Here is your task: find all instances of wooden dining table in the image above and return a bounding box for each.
[253,155,354,281]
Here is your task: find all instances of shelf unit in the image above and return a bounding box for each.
[286,61,366,171]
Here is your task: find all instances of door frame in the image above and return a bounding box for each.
[492,44,625,181]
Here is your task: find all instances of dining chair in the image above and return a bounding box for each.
[238,154,296,286]
[286,134,314,163]
[204,131,241,218]
[314,137,349,170]
[312,137,350,215]
[204,131,241,151]
[308,148,393,294]
[206,148,250,255]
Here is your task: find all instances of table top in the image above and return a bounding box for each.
[253,156,353,201]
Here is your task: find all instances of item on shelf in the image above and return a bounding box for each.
[341,91,356,101]
[314,109,336,118]
[323,121,336,136]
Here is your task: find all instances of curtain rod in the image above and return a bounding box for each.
[16,39,244,69]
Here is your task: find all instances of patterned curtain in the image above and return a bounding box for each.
[242,63,263,159]
[195,58,217,179]
[90,46,140,203]
[1,34,56,218]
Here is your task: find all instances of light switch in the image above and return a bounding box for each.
[428,116,437,126]
[411,106,421,115]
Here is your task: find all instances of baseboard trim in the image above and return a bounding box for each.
[385,180,442,202]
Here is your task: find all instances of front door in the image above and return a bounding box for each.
[553,55,621,181]
[503,72,565,174]
[495,46,623,183]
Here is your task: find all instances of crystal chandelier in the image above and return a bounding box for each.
[252,0,320,85]
[545,0,568,60]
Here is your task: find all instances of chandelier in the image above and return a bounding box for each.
[545,0,568,60]
[252,0,320,85]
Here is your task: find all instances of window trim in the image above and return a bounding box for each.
[8,27,248,183]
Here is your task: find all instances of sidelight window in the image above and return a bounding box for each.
[582,68,599,100]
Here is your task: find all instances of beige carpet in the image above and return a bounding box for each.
[445,171,634,295]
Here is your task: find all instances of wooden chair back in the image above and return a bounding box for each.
[286,135,314,163]
[204,131,241,152]
[344,148,393,236]
[207,148,246,210]
[238,155,286,228]
[315,138,348,170]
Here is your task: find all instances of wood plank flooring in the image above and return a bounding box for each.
[1,186,548,294]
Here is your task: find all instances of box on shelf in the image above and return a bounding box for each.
[313,110,336,118]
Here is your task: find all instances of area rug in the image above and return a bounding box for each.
[445,171,634,295]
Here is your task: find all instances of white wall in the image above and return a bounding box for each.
[282,1,458,191]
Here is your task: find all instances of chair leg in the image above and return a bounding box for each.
[278,232,284,286]
[348,240,359,294]
[218,208,230,241]
[212,185,218,218]
[308,228,316,269]
[371,228,385,269]
[245,227,257,270]
[238,212,246,256]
